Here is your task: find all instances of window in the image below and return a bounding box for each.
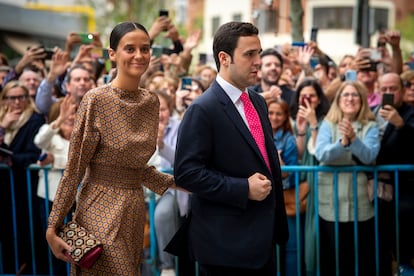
[313,7,353,29]
[371,8,389,32]
[233,13,242,22]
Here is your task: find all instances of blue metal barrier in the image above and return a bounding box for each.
[1,164,414,276]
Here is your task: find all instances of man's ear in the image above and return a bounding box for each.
[218,51,230,67]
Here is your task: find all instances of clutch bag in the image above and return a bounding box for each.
[58,221,103,269]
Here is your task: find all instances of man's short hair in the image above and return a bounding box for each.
[260,48,283,69]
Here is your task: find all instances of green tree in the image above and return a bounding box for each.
[396,15,414,61]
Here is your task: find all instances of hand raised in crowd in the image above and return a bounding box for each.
[247,173,272,201]
[379,104,404,128]
[384,30,401,50]
[165,24,180,42]
[148,16,171,40]
[297,44,314,67]
[14,46,47,74]
[65,32,103,53]
[297,98,318,129]
[339,117,356,146]
[183,29,202,52]
[72,44,95,65]
[354,48,373,71]
[47,49,70,82]
[163,53,186,78]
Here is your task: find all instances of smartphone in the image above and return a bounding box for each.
[310,56,320,69]
[310,27,318,42]
[79,33,94,44]
[345,70,357,82]
[38,153,48,161]
[199,53,207,64]
[181,77,192,90]
[151,45,163,58]
[159,10,169,17]
[292,41,307,48]
[382,93,394,107]
[300,95,311,106]
[102,49,110,60]
[369,49,382,61]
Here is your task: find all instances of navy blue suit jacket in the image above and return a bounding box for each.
[174,80,288,268]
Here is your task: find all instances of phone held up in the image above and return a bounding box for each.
[159,10,169,17]
[301,95,311,107]
[78,33,94,44]
[310,27,318,42]
[181,77,192,90]
[382,93,394,107]
[151,45,163,58]
[345,70,357,82]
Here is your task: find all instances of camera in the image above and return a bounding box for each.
[43,48,54,60]
[78,33,94,44]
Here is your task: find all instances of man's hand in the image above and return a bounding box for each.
[47,49,70,82]
[15,46,46,74]
[262,85,282,101]
[379,105,404,128]
[247,173,272,201]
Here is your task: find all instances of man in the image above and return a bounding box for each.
[375,72,414,275]
[18,67,42,99]
[173,22,288,275]
[248,48,295,106]
[36,49,94,116]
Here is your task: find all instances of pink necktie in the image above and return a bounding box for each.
[240,92,271,171]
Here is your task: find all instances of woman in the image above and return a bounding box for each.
[267,98,302,275]
[46,22,174,275]
[314,81,380,275]
[290,77,330,275]
[34,94,77,202]
[0,80,46,273]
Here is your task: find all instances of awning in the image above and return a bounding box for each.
[3,34,41,55]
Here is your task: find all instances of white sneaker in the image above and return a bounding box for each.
[160,268,176,276]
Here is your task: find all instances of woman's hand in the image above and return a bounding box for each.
[297,101,317,127]
[46,227,74,263]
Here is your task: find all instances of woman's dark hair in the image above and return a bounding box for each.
[290,77,331,120]
[213,22,258,71]
[110,22,149,51]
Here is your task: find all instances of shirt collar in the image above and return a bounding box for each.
[216,74,245,104]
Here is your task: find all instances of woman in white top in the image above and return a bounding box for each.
[34,95,77,201]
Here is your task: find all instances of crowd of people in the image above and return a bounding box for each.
[0,12,413,276]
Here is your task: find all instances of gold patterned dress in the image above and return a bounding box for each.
[48,85,173,275]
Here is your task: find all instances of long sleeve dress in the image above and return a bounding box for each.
[48,85,174,275]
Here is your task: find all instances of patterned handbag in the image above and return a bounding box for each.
[58,221,103,269]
